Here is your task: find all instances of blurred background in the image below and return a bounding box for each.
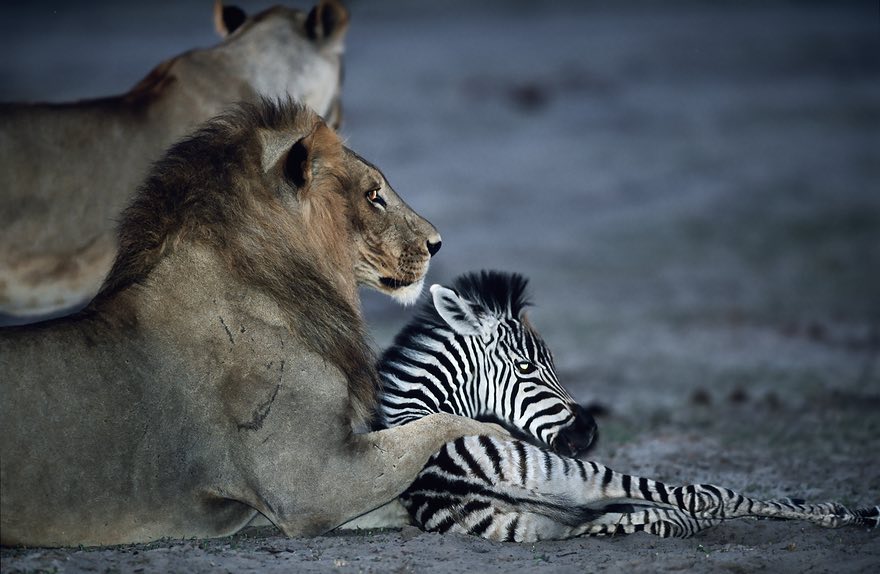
[2,0,878,503]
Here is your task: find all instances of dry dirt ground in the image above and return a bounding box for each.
[2,0,879,572]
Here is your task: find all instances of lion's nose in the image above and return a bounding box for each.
[427,239,442,257]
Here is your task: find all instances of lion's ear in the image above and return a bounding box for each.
[214,1,247,38]
[306,0,349,51]
[284,137,311,190]
[282,122,335,192]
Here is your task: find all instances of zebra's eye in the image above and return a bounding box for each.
[365,188,386,208]
[515,361,536,374]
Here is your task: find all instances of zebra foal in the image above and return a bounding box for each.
[377,270,596,456]
[376,271,879,542]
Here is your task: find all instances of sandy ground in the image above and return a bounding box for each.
[2,0,879,572]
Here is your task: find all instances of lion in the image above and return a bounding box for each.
[0,99,507,547]
[0,0,348,321]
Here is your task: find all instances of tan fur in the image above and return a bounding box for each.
[0,101,504,547]
[0,1,349,320]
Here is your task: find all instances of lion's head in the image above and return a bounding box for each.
[213,0,349,129]
[101,99,440,307]
[96,99,440,423]
[342,150,442,305]
[260,106,443,307]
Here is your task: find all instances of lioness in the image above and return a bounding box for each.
[0,1,348,321]
[0,99,506,547]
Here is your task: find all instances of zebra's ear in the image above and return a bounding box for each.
[430,284,498,337]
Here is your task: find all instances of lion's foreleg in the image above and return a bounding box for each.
[349,412,509,501]
[258,413,507,537]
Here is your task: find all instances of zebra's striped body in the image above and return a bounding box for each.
[378,271,879,542]
[401,435,878,541]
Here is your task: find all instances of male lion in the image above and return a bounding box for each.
[0,0,348,321]
[0,100,501,547]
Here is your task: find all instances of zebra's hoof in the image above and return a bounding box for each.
[855,506,879,529]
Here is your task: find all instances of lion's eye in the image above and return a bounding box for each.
[365,188,386,208]
[515,361,536,374]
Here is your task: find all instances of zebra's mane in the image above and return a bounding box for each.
[379,271,531,367]
[449,270,531,320]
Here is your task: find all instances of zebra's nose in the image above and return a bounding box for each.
[427,239,442,257]
[555,405,598,457]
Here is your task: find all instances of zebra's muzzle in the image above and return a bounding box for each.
[553,404,597,458]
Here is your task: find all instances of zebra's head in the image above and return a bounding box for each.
[379,271,596,457]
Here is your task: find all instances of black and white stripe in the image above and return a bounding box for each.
[378,271,595,456]
[374,270,878,542]
[400,435,879,541]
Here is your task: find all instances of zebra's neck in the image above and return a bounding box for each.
[378,330,484,429]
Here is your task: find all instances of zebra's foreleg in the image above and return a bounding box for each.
[634,484,880,530]
[572,506,722,539]
[685,492,880,530]
[583,464,880,531]
[568,462,879,532]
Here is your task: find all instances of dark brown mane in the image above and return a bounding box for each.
[94,99,378,426]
